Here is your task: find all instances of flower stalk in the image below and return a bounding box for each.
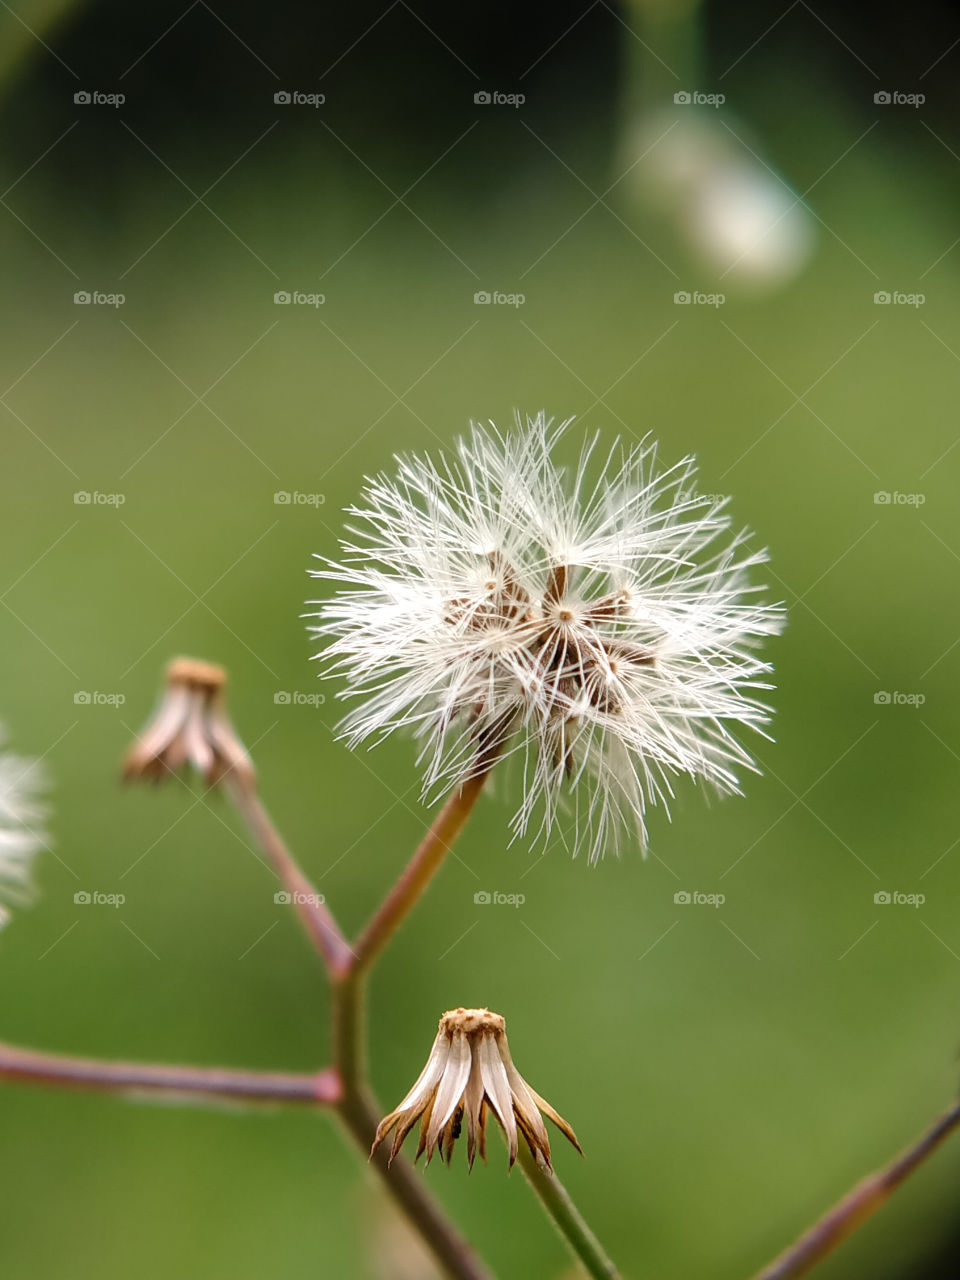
[351,764,494,974]
[224,775,355,977]
[751,1096,960,1280]
[517,1143,622,1280]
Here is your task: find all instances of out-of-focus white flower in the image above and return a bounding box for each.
[631,110,815,288]
[0,728,46,928]
[309,414,784,860]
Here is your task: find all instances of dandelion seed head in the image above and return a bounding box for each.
[308,413,784,861]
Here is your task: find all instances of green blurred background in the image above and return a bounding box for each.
[2,2,960,1276]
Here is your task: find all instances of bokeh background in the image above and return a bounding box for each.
[2,2,960,1277]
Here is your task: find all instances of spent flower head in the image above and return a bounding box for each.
[310,414,783,860]
[0,727,47,929]
[123,658,254,789]
[372,1007,580,1171]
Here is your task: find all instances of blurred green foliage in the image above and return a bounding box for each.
[2,5,960,1278]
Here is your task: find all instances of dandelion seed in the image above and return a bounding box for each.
[309,414,784,860]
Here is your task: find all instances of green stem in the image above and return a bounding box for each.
[336,1078,495,1280]
[517,1144,623,1280]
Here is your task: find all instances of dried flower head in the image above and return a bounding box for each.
[310,414,783,860]
[123,658,254,789]
[0,727,47,929]
[372,1007,580,1171]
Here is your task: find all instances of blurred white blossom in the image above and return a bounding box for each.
[632,110,815,288]
[0,728,46,928]
[310,414,783,860]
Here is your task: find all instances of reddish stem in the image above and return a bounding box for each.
[350,767,492,974]
[752,1098,960,1280]
[0,1040,341,1107]
[225,779,355,977]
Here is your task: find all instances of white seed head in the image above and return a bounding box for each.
[0,727,47,929]
[308,414,784,861]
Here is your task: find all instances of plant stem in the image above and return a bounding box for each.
[333,962,492,1278]
[751,1097,960,1280]
[225,778,355,976]
[326,771,499,1279]
[0,1040,341,1107]
[337,1081,496,1280]
[350,767,492,974]
[517,1144,623,1280]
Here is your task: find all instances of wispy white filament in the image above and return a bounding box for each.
[309,414,784,860]
[0,728,46,928]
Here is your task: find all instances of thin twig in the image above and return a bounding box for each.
[751,1097,960,1280]
[0,1040,341,1107]
[225,778,355,976]
[350,767,492,973]
[337,1082,496,1280]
